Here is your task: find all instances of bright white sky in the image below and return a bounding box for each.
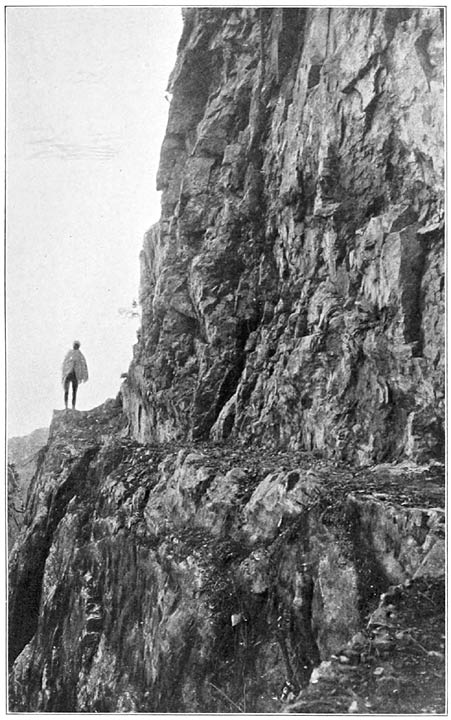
[6,6,183,437]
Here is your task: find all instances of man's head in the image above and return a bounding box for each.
[73,341,81,350]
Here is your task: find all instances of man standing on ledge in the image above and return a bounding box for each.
[62,340,89,410]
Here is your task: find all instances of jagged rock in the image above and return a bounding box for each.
[123,7,443,466]
[8,403,444,712]
[285,576,445,714]
[8,427,49,549]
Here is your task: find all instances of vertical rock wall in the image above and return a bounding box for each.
[124,8,444,465]
[8,428,49,549]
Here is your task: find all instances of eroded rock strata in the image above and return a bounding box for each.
[9,405,445,712]
[124,7,444,465]
[9,8,444,713]
[8,427,49,549]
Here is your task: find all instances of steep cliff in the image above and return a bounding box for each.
[8,427,49,549]
[9,404,445,712]
[124,7,444,465]
[9,8,444,714]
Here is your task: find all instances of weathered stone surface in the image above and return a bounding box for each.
[285,575,445,714]
[8,405,444,712]
[347,495,445,584]
[8,427,49,549]
[123,7,444,466]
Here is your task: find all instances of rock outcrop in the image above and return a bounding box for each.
[9,8,444,714]
[8,427,49,549]
[9,405,445,712]
[124,7,444,466]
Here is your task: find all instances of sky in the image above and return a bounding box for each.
[6,6,183,438]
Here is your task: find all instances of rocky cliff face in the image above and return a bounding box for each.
[124,7,444,465]
[8,404,445,712]
[8,427,49,549]
[9,8,444,714]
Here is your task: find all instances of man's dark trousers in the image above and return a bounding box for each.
[64,371,78,408]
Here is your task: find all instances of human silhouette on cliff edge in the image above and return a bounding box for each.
[62,340,89,410]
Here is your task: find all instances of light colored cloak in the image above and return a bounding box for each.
[62,349,89,384]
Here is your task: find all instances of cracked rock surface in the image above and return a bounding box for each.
[9,404,444,712]
[123,7,444,466]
